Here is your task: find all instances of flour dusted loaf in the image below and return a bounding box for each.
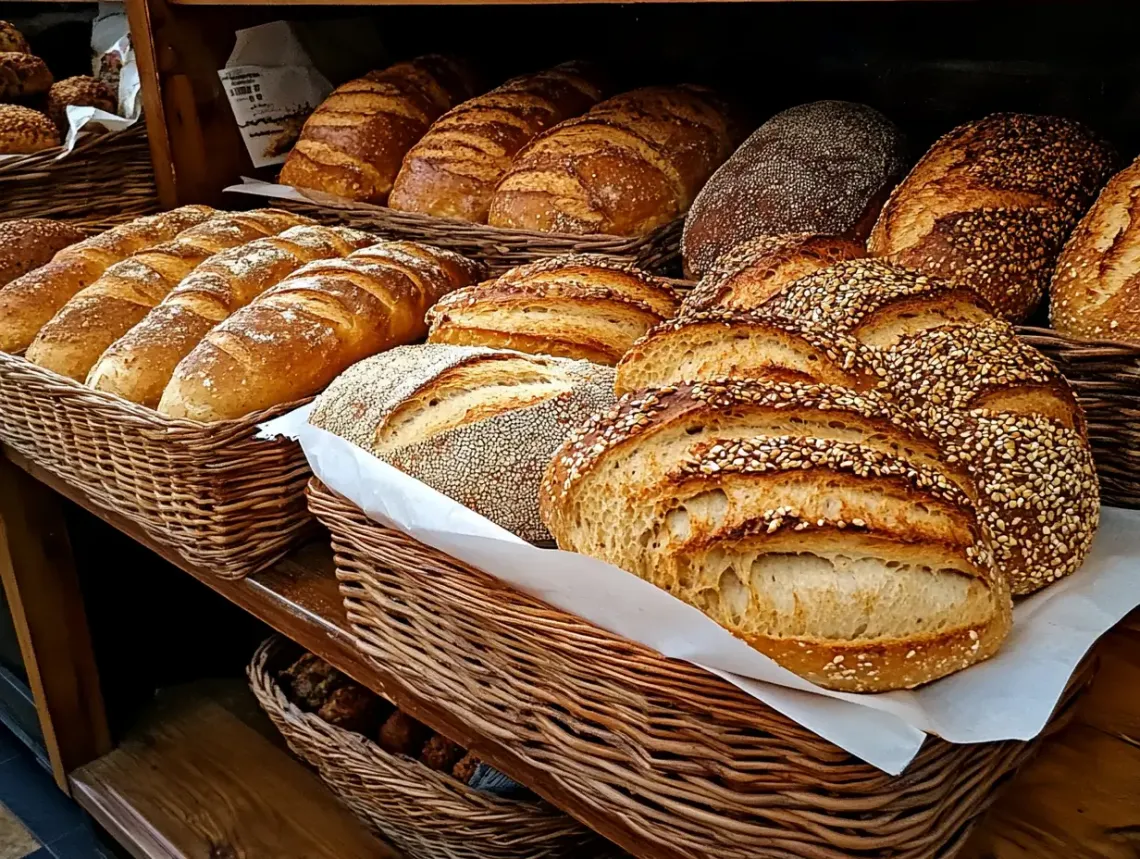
[541,378,1011,692]
[0,22,30,54]
[0,52,52,101]
[683,101,906,277]
[279,56,477,205]
[46,76,116,132]
[427,254,680,365]
[0,206,215,354]
[158,241,485,422]
[0,219,86,289]
[869,113,1115,321]
[0,104,58,154]
[88,225,375,407]
[487,85,741,236]
[389,62,604,222]
[1050,153,1140,344]
[311,343,616,541]
[27,209,312,381]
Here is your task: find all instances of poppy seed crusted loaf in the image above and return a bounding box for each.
[682,101,906,278]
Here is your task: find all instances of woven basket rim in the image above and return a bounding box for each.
[0,122,146,176]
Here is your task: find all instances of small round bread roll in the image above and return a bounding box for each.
[0,52,52,101]
[0,21,30,53]
[0,105,59,154]
[47,76,117,132]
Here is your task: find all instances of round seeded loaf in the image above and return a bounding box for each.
[0,219,86,289]
[0,52,52,101]
[0,22,29,54]
[47,76,117,132]
[0,104,58,154]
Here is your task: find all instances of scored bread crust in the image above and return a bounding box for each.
[0,219,86,290]
[868,113,1116,322]
[0,104,59,155]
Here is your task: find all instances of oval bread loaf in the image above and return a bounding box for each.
[427,254,680,365]
[279,55,477,205]
[0,51,52,101]
[87,225,376,407]
[0,219,86,289]
[0,205,216,354]
[389,62,604,222]
[0,104,59,154]
[310,343,617,541]
[487,85,742,237]
[682,101,906,278]
[158,241,486,422]
[47,76,117,132]
[868,113,1115,321]
[0,22,30,54]
[541,378,1011,692]
[27,209,313,381]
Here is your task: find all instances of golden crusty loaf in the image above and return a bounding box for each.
[27,209,312,381]
[389,62,604,223]
[158,241,486,422]
[487,85,742,237]
[0,219,86,289]
[46,76,117,132]
[427,254,680,365]
[311,343,616,541]
[869,113,1115,321]
[1050,154,1140,344]
[541,378,1010,692]
[87,225,375,407]
[279,56,477,205]
[0,104,58,154]
[0,205,215,354]
[0,22,30,54]
[0,52,52,101]
[683,233,865,314]
[682,101,906,278]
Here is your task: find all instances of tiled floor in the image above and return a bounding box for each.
[0,727,109,859]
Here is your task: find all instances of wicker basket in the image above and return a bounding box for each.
[272,195,682,276]
[0,353,312,579]
[0,125,159,226]
[307,477,1094,859]
[248,636,611,859]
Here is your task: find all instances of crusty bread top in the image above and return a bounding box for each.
[47,76,117,131]
[0,21,30,54]
[0,51,52,97]
[0,219,86,288]
[0,104,58,153]
[682,101,905,277]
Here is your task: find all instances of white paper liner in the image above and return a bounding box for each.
[225,176,354,208]
[261,403,1140,774]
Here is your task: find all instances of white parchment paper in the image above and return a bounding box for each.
[261,404,1140,774]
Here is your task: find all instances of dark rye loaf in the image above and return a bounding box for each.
[682,100,906,278]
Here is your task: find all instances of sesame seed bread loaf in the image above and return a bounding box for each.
[0,104,59,154]
[868,113,1116,322]
[1050,154,1140,344]
[0,206,216,354]
[0,219,86,289]
[540,379,1010,692]
[27,210,313,381]
[279,56,478,205]
[487,85,742,237]
[0,22,30,54]
[46,76,117,132]
[389,62,604,223]
[427,254,680,365]
[0,52,52,101]
[682,101,906,278]
[158,241,485,422]
[682,233,866,314]
[310,343,616,541]
[87,225,375,407]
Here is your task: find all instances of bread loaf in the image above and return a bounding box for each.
[0,22,30,54]
[1050,154,1140,344]
[487,85,741,236]
[389,62,604,222]
[0,205,215,354]
[158,242,485,422]
[279,56,477,204]
[311,343,617,541]
[47,76,117,132]
[27,209,312,380]
[869,113,1115,321]
[87,225,375,407]
[682,233,865,314]
[0,52,52,101]
[0,104,58,154]
[0,219,86,288]
[541,378,1010,692]
[683,101,906,278]
[427,255,680,365]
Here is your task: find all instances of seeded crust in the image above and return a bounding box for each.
[682,100,906,277]
[684,233,866,314]
[1050,154,1140,344]
[487,85,743,237]
[869,113,1116,322]
[0,22,30,54]
[279,56,477,205]
[0,219,86,289]
[389,62,604,222]
[0,52,52,101]
[0,104,59,155]
[47,76,117,132]
[427,254,679,365]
